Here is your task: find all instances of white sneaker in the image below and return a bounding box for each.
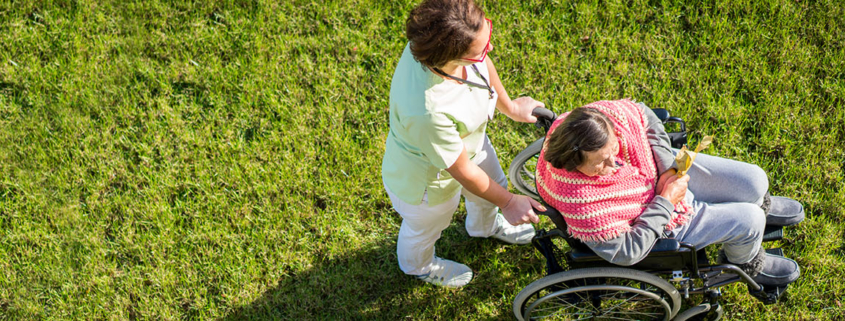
[416,257,473,288]
[490,214,535,245]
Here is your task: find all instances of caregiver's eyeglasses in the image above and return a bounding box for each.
[462,18,493,63]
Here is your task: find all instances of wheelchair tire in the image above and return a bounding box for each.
[513,267,681,321]
[508,137,545,200]
[675,303,723,321]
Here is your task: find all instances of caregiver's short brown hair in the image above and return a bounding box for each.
[405,0,485,68]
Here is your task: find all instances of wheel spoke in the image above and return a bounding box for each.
[532,305,593,314]
[600,292,641,313]
[533,290,662,319]
[531,313,596,321]
[615,302,662,311]
[519,272,675,321]
[521,166,535,180]
[538,296,593,315]
[532,310,596,320]
[529,291,598,319]
[594,290,666,320]
[596,316,640,321]
[605,310,663,316]
[532,308,593,316]
[602,303,665,319]
[531,302,591,315]
[574,292,596,311]
[550,297,591,313]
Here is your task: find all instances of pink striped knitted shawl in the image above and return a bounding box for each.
[536,99,692,242]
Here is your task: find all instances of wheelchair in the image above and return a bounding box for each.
[509,108,792,321]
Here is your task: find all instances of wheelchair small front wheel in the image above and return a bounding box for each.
[508,137,545,200]
[513,267,681,321]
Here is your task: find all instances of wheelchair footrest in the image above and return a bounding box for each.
[750,283,789,305]
[762,225,783,242]
[749,245,790,305]
[765,247,784,257]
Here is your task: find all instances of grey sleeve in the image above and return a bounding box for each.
[636,102,676,174]
[583,196,675,266]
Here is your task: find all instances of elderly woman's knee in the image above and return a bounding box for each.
[738,204,767,236]
[746,165,769,199]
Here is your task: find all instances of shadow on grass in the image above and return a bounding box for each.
[222,225,544,320]
[219,241,406,320]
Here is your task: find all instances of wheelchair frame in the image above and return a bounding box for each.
[510,108,790,321]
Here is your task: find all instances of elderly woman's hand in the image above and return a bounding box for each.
[508,97,545,123]
[656,169,676,194]
[657,170,689,205]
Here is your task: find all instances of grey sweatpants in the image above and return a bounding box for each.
[669,152,768,264]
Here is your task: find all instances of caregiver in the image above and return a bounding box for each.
[381,0,545,287]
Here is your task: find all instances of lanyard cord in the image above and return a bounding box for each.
[432,65,495,99]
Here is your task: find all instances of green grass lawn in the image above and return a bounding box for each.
[1,0,843,319]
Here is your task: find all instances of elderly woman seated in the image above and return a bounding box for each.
[535,99,803,287]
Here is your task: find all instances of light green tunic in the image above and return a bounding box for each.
[382,44,498,206]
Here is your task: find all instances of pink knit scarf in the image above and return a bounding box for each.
[536,99,692,242]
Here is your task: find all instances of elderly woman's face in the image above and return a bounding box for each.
[576,131,620,177]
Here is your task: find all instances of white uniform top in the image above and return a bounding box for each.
[382,43,498,206]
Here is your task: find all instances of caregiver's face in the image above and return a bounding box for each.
[576,131,620,177]
[458,18,493,64]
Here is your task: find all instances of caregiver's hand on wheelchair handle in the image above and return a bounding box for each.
[509,97,545,123]
[656,169,689,205]
[501,194,543,225]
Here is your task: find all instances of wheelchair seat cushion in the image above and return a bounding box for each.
[570,238,681,261]
[568,238,699,271]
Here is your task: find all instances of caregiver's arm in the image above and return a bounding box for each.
[485,58,543,123]
[584,173,689,266]
[637,102,676,175]
[446,147,542,225]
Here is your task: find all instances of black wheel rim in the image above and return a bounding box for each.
[515,154,540,199]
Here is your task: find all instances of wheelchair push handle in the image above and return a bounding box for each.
[533,201,569,232]
[650,108,688,148]
[666,116,687,132]
[532,107,557,132]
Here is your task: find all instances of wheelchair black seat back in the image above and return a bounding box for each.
[509,107,791,321]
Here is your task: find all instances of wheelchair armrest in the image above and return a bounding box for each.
[650,238,681,253]
[652,108,670,122]
[652,108,688,149]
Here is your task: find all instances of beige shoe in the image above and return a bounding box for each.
[490,214,535,245]
[415,257,473,288]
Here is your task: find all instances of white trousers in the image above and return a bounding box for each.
[385,136,507,275]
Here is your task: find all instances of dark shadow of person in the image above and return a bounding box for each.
[221,222,545,320]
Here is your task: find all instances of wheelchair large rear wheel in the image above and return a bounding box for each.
[513,267,681,321]
[508,137,545,200]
